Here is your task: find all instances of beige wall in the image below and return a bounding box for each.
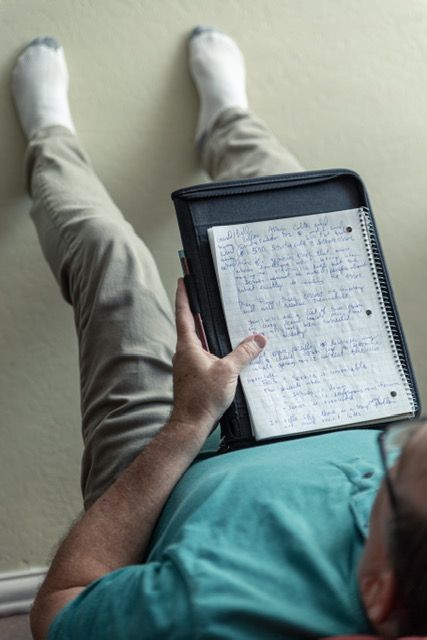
[1,0,427,572]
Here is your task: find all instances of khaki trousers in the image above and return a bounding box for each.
[26,108,303,508]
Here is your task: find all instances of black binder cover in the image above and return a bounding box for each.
[172,169,420,449]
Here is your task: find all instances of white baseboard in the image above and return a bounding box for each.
[0,568,47,617]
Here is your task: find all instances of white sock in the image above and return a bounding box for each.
[188,27,248,148]
[12,37,76,140]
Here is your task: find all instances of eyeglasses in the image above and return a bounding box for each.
[378,420,426,512]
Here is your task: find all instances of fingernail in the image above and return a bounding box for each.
[254,335,266,349]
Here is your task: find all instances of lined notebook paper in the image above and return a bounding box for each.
[208,208,415,440]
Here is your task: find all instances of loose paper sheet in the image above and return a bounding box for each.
[208,208,413,439]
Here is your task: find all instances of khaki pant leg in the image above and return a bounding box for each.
[201,107,305,181]
[26,126,176,509]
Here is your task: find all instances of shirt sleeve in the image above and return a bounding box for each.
[47,560,194,640]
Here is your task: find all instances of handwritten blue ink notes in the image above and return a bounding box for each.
[208,208,414,440]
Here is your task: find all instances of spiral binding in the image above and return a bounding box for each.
[358,207,418,414]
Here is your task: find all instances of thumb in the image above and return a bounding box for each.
[225,334,267,373]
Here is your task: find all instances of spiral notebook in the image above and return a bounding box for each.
[172,169,420,447]
[208,207,415,440]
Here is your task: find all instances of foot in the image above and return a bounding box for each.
[12,37,76,140]
[188,26,248,149]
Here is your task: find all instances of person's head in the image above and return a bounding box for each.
[358,419,427,638]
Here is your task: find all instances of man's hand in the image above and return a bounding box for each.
[171,278,267,436]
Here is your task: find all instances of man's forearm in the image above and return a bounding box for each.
[31,412,212,640]
[52,415,210,570]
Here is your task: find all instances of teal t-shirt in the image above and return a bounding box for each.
[48,429,381,639]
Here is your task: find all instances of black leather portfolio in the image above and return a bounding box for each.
[172,169,420,450]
